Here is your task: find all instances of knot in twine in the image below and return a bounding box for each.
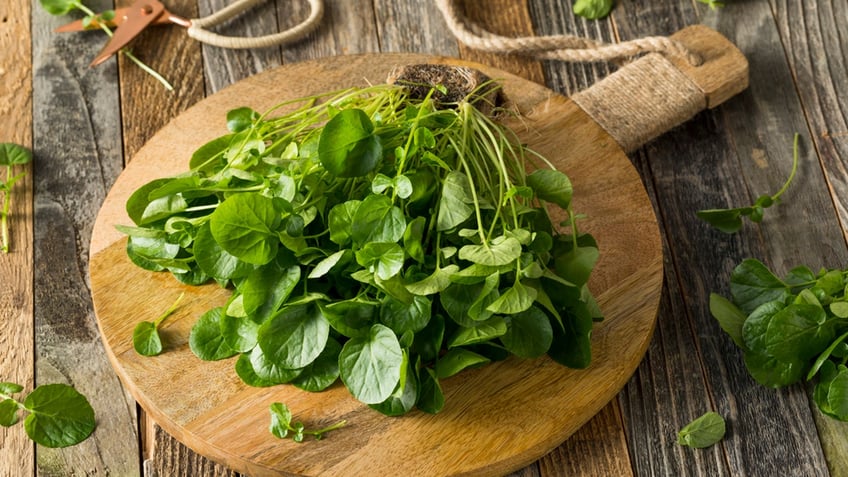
[434,0,703,67]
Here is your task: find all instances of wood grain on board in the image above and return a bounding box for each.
[89,54,663,476]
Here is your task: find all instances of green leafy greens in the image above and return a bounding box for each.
[697,134,799,233]
[677,412,726,448]
[121,81,600,415]
[269,402,346,442]
[132,293,185,356]
[0,382,96,448]
[711,258,848,420]
[0,143,32,254]
[573,0,614,20]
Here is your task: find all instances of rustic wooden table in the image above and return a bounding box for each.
[2,0,847,476]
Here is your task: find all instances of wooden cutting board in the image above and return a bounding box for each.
[89,27,745,477]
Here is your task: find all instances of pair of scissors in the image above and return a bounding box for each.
[56,0,324,67]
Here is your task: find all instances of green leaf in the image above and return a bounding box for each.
[235,353,276,387]
[189,308,238,361]
[549,303,593,368]
[140,194,189,225]
[487,280,537,315]
[308,250,349,279]
[189,134,233,171]
[380,295,432,335]
[765,304,833,361]
[351,194,406,245]
[819,365,848,420]
[210,192,280,265]
[0,382,24,394]
[696,208,747,234]
[572,0,614,19]
[291,338,341,392]
[730,259,791,315]
[319,109,382,177]
[23,384,95,448]
[741,300,785,354]
[501,306,553,358]
[322,299,377,338]
[245,347,302,384]
[241,263,300,322]
[355,242,405,280]
[403,216,427,264]
[405,265,459,295]
[220,315,261,353]
[830,302,848,319]
[677,412,726,449]
[0,143,32,166]
[458,237,522,266]
[133,322,162,357]
[369,359,418,416]
[416,368,444,414]
[743,350,804,387]
[434,348,490,379]
[269,402,292,439]
[709,293,747,348]
[412,313,445,364]
[193,223,254,280]
[0,399,19,427]
[527,169,572,209]
[436,171,474,231]
[554,244,599,287]
[39,0,79,15]
[809,332,848,380]
[448,317,507,348]
[339,324,403,404]
[258,304,330,369]
[226,107,258,133]
[328,200,360,246]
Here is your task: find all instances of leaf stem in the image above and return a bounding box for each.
[73,1,173,91]
[772,133,800,201]
[154,292,185,327]
[1,166,12,253]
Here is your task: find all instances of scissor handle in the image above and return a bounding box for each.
[187,0,323,49]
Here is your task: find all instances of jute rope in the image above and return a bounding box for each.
[186,0,324,49]
[434,0,702,66]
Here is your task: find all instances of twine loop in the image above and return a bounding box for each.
[187,0,324,49]
[434,0,702,66]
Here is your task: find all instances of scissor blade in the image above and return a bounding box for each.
[90,0,166,66]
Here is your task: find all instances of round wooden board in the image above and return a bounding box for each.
[89,54,663,477]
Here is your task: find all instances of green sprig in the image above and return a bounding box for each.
[697,133,800,233]
[0,143,33,254]
[39,0,173,91]
[269,402,346,442]
[0,382,95,448]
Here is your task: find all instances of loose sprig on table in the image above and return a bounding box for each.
[0,382,96,448]
[0,143,32,254]
[711,259,848,421]
[697,134,799,234]
[120,80,600,416]
[677,411,726,449]
[38,0,173,90]
[269,402,346,442]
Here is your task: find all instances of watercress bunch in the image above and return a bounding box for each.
[121,81,600,415]
[711,259,848,420]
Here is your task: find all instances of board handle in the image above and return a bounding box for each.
[571,25,748,152]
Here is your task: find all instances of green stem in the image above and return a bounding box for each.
[309,419,347,436]
[0,392,24,409]
[153,292,185,328]
[74,2,173,91]
[771,133,800,201]
[1,165,11,253]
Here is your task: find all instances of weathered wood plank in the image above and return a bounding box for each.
[116,0,205,159]
[759,0,848,473]
[198,0,282,94]
[280,0,380,61]
[372,0,460,55]
[31,1,138,475]
[144,426,237,477]
[613,0,836,475]
[0,0,34,474]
